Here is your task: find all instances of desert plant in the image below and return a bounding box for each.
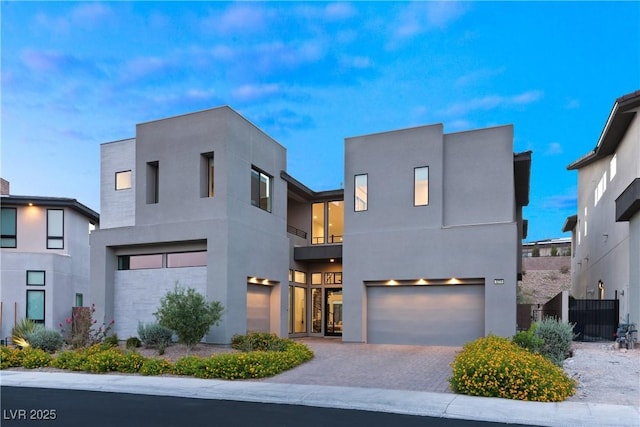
[534,317,576,366]
[559,265,570,274]
[20,348,53,369]
[139,358,173,376]
[137,322,173,354]
[512,324,543,354]
[59,304,115,348]
[154,284,223,355]
[11,318,40,348]
[104,333,119,347]
[231,332,291,352]
[126,336,141,349]
[25,328,64,353]
[449,335,575,402]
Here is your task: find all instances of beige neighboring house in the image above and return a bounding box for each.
[0,178,99,341]
[563,90,640,327]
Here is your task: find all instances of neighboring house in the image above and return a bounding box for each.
[0,178,99,340]
[91,107,530,346]
[522,237,572,257]
[563,90,640,328]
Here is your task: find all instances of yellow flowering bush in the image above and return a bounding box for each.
[1,346,24,369]
[20,348,53,369]
[449,335,576,402]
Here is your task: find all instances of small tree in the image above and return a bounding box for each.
[154,284,223,355]
[532,244,540,257]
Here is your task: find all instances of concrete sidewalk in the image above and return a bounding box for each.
[1,370,638,426]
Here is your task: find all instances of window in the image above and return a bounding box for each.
[327,201,344,243]
[311,272,322,285]
[312,203,325,244]
[1,207,17,248]
[26,290,45,323]
[75,293,83,307]
[414,166,429,206]
[610,154,617,181]
[201,152,214,198]
[115,170,132,190]
[251,167,272,212]
[294,270,306,284]
[324,272,342,284]
[117,254,163,270]
[27,270,45,286]
[47,209,64,249]
[146,161,159,204]
[167,251,207,268]
[354,174,368,212]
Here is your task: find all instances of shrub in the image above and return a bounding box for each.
[137,322,173,354]
[12,318,40,348]
[59,304,115,348]
[154,284,223,355]
[1,346,24,369]
[104,333,119,347]
[449,335,576,402]
[231,332,290,352]
[21,348,53,369]
[534,317,576,366]
[512,324,543,354]
[139,358,173,376]
[25,328,64,353]
[126,337,142,349]
[117,351,146,373]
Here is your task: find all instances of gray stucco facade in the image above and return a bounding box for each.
[91,106,530,345]
[564,90,640,328]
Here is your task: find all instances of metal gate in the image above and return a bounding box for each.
[569,298,619,342]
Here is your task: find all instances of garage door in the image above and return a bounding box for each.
[367,284,484,346]
[247,284,271,333]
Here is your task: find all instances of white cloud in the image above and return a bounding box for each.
[442,90,544,116]
[455,67,506,88]
[324,3,356,21]
[545,142,563,156]
[391,1,468,45]
[202,4,267,34]
[565,98,580,109]
[232,84,281,101]
[71,3,112,25]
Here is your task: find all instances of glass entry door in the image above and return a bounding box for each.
[325,288,343,336]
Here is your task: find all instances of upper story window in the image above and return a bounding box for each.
[201,152,214,198]
[312,201,344,245]
[47,209,64,249]
[146,161,159,204]
[115,170,132,190]
[1,207,17,248]
[251,167,272,212]
[610,154,617,181]
[414,166,429,206]
[354,174,368,212]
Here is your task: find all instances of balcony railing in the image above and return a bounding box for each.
[311,235,343,245]
[287,225,307,239]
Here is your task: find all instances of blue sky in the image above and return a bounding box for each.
[2,1,638,242]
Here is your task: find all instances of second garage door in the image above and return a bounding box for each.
[367,284,485,346]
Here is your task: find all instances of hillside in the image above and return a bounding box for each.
[519,256,572,305]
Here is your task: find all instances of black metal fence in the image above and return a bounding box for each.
[569,298,619,342]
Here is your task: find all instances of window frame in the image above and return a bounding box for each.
[26,290,45,324]
[46,209,64,249]
[26,270,46,286]
[115,170,132,190]
[354,174,368,212]
[414,166,429,206]
[146,161,159,204]
[1,207,17,248]
[201,152,214,198]
[251,166,272,212]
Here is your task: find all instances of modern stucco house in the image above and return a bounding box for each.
[90,107,530,346]
[563,90,640,328]
[0,178,99,340]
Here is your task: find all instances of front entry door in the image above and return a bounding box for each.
[325,288,343,336]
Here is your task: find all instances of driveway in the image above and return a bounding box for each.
[260,337,460,393]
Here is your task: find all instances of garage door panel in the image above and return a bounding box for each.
[367,284,484,346]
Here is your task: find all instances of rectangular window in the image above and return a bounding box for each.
[115,170,132,190]
[1,207,17,248]
[251,167,272,212]
[327,200,344,243]
[27,270,45,286]
[312,202,325,244]
[117,254,163,270]
[294,270,306,284]
[610,154,617,181]
[354,174,368,212]
[75,293,83,307]
[324,272,342,284]
[146,161,159,204]
[47,209,64,249]
[311,288,322,333]
[167,251,207,268]
[311,272,322,285]
[414,166,429,206]
[26,290,45,323]
[201,152,214,198]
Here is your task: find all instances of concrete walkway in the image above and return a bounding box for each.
[1,338,639,427]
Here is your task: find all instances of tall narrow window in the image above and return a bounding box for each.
[47,209,64,249]
[354,174,368,212]
[115,170,132,190]
[312,202,325,244]
[610,154,617,181]
[201,152,214,198]
[327,200,344,243]
[414,166,429,206]
[146,161,159,204]
[75,293,84,307]
[26,290,45,323]
[1,207,17,248]
[251,167,272,212]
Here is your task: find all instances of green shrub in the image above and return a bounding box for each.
[138,322,173,353]
[154,284,223,355]
[84,347,124,373]
[126,337,142,349]
[512,324,543,354]
[172,356,205,376]
[1,346,24,369]
[104,334,119,347]
[534,317,576,366]
[25,328,64,353]
[117,351,146,373]
[12,318,40,348]
[231,332,291,352]
[21,348,53,369]
[139,358,173,376]
[449,335,576,402]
